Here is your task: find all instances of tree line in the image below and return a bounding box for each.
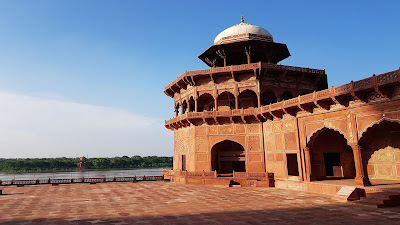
[0,156,172,172]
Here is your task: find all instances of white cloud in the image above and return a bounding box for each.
[0,92,173,158]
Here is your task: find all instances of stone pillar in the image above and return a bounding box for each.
[235,94,239,109]
[195,98,198,112]
[303,147,312,182]
[245,46,252,64]
[246,54,251,64]
[181,103,184,115]
[214,95,218,111]
[351,144,371,186]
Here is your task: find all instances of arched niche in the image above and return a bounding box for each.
[175,103,180,116]
[197,93,214,112]
[181,100,188,114]
[188,97,195,112]
[217,91,235,111]
[238,89,258,109]
[307,128,355,180]
[359,120,400,181]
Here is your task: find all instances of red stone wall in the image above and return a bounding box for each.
[263,116,301,179]
[172,89,400,184]
[174,123,265,173]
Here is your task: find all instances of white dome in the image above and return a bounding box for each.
[214,22,273,44]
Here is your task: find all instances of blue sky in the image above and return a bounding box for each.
[0,0,399,158]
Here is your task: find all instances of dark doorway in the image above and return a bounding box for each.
[286,154,299,176]
[181,155,186,171]
[232,161,246,172]
[324,153,341,177]
[211,140,246,174]
[308,128,355,180]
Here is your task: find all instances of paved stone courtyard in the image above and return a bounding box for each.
[1,181,400,224]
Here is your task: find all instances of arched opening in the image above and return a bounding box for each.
[280,91,293,101]
[181,100,187,115]
[307,128,355,180]
[260,90,277,106]
[197,93,214,112]
[175,103,180,117]
[238,90,258,109]
[359,121,400,182]
[211,140,246,174]
[188,97,195,112]
[217,91,235,111]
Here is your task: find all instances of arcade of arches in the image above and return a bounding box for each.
[175,89,296,116]
[172,116,400,187]
[301,120,400,186]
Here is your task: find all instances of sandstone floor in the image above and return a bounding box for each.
[1,181,400,224]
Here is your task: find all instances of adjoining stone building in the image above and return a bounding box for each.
[163,17,400,190]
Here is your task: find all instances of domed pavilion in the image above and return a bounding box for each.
[163,17,400,192]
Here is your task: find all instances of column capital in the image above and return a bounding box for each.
[349,143,361,151]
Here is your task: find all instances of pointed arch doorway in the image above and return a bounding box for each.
[359,120,400,183]
[211,140,246,174]
[307,128,356,180]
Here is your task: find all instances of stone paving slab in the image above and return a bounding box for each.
[1,181,400,224]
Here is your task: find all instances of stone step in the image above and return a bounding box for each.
[355,192,400,208]
[355,200,383,208]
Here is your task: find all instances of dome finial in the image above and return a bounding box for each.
[241,14,244,23]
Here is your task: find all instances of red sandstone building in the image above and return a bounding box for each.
[163,18,400,189]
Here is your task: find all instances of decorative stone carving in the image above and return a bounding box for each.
[197,153,208,162]
[284,132,297,150]
[247,124,259,133]
[235,125,245,134]
[283,120,296,131]
[220,125,234,134]
[196,137,208,152]
[195,126,207,136]
[208,126,218,135]
[248,136,260,151]
[248,153,262,162]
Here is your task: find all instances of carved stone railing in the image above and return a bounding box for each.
[231,109,243,116]
[334,83,351,94]
[270,101,283,110]
[243,107,255,114]
[233,172,247,178]
[204,171,216,177]
[187,112,203,119]
[284,97,299,108]
[377,70,399,83]
[203,111,214,118]
[300,93,314,103]
[165,62,326,94]
[187,171,203,177]
[353,77,373,89]
[316,88,332,99]
[216,111,230,117]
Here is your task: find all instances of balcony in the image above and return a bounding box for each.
[165,69,400,129]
